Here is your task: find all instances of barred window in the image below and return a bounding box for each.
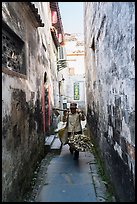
[58,46,66,60]
[2,21,26,75]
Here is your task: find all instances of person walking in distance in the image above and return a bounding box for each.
[67,102,85,160]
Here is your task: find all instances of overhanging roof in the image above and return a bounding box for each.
[23,2,44,27]
[50,2,64,37]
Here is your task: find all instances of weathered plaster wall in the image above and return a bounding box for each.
[35,3,59,133]
[84,2,135,202]
[2,2,58,202]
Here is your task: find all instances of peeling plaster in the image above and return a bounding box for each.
[121,117,131,143]
[114,142,122,158]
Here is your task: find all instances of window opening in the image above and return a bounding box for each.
[2,21,26,75]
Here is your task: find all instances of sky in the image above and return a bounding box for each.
[58,2,84,35]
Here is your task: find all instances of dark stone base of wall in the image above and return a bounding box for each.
[3,147,45,202]
[2,89,46,202]
[87,109,135,202]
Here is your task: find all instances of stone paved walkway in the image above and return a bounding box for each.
[23,144,115,202]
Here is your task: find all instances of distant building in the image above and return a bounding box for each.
[61,33,86,111]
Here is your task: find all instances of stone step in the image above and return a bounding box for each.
[45,135,56,153]
[50,136,62,154]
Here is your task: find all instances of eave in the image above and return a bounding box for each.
[23,2,44,27]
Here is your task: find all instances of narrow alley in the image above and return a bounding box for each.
[2,2,135,203]
[23,119,115,202]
